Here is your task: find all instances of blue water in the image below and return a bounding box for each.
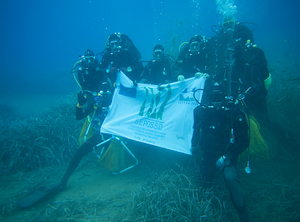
[0,0,299,95]
[0,1,300,221]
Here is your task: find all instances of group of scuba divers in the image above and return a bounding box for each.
[20,18,272,222]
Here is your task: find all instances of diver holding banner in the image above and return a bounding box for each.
[191,82,250,222]
[19,50,136,209]
[100,70,206,155]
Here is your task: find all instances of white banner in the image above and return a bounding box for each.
[101,71,205,155]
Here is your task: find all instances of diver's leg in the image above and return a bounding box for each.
[223,162,250,222]
[60,134,99,186]
[200,152,218,188]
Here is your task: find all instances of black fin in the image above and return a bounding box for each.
[18,182,65,209]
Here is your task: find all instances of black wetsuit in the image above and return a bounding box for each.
[78,61,109,93]
[233,46,269,119]
[140,56,175,85]
[173,43,215,79]
[209,22,269,120]
[191,103,250,222]
[101,49,143,83]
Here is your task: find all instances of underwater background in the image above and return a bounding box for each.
[0,0,299,97]
[0,0,299,221]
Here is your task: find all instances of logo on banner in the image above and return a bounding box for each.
[119,83,137,98]
[139,84,172,120]
[179,87,198,105]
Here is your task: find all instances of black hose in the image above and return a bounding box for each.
[193,88,206,105]
[240,22,258,33]
[211,25,222,34]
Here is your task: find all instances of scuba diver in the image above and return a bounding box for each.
[209,16,271,121]
[101,32,144,85]
[231,40,270,121]
[212,16,255,67]
[19,50,113,209]
[173,34,215,81]
[140,44,175,85]
[76,49,111,93]
[191,83,250,222]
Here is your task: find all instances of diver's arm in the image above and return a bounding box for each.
[122,50,144,82]
[139,62,151,83]
[76,103,94,120]
[257,48,270,81]
[132,59,144,76]
[245,48,269,97]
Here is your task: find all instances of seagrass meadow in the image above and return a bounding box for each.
[1,0,300,220]
[0,60,300,221]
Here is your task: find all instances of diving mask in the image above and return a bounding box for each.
[153,49,163,60]
[209,91,225,103]
[110,40,122,54]
[190,41,201,53]
[222,20,235,32]
[83,56,96,66]
[208,83,226,108]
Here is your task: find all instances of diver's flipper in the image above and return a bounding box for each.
[19,182,65,209]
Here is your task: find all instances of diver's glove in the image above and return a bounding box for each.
[120,67,127,74]
[77,91,87,107]
[216,156,230,171]
[126,66,132,72]
[195,72,210,79]
[109,67,119,75]
[178,75,185,81]
[120,66,133,74]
